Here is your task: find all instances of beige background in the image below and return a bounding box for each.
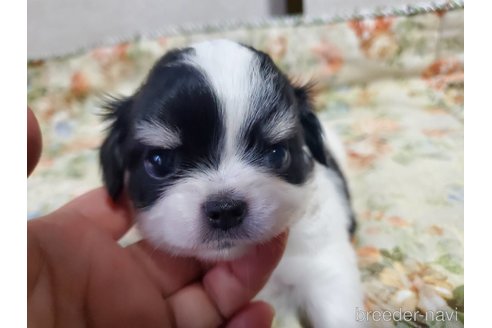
[28,0,425,59]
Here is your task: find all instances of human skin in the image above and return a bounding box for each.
[27,107,42,176]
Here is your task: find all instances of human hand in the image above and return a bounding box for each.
[27,108,286,327]
[27,107,42,176]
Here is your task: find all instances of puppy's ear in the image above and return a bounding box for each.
[295,85,330,166]
[100,97,133,200]
[296,85,357,235]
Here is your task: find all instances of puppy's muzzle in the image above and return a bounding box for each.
[203,195,248,231]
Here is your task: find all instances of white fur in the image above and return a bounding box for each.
[263,107,297,143]
[186,39,296,155]
[257,163,366,327]
[187,40,255,159]
[137,159,304,260]
[133,40,364,327]
[135,119,181,149]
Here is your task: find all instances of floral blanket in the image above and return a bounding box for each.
[27,2,464,327]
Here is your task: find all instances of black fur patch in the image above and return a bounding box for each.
[100,48,223,208]
[99,43,357,235]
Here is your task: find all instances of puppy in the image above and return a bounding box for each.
[100,40,364,327]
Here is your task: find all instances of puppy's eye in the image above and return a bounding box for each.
[144,149,175,178]
[266,145,291,171]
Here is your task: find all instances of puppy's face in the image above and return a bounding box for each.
[101,40,329,260]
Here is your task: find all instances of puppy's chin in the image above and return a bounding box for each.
[195,244,252,262]
[147,239,253,262]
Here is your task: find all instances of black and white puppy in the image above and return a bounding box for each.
[100,40,364,327]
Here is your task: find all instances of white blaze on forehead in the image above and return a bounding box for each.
[135,119,181,149]
[186,40,297,157]
[186,40,256,156]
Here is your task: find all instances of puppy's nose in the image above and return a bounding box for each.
[203,197,247,230]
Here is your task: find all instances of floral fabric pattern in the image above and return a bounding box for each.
[27,3,464,327]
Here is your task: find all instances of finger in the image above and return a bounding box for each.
[202,232,288,318]
[27,107,42,176]
[126,241,203,297]
[226,301,275,328]
[168,282,223,328]
[43,187,133,240]
[167,291,276,328]
[166,233,287,327]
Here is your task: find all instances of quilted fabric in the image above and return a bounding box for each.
[27,3,464,326]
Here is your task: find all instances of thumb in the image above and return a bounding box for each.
[202,231,288,318]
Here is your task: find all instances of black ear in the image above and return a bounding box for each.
[100,97,133,200]
[295,84,347,172]
[295,85,357,235]
[295,86,330,166]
